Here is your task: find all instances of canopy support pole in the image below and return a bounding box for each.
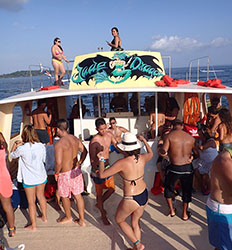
[78,95,84,140]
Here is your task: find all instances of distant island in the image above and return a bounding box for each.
[0,70,46,78]
[0,70,71,79]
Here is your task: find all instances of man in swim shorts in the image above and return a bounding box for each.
[54,119,87,226]
[159,119,197,220]
[89,118,118,225]
[206,149,232,250]
[30,99,52,144]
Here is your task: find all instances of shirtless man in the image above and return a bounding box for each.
[108,117,128,143]
[149,112,165,139]
[89,118,117,225]
[149,100,166,139]
[206,150,232,250]
[159,119,197,220]
[54,119,87,226]
[30,99,52,144]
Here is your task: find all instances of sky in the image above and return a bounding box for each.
[0,0,232,74]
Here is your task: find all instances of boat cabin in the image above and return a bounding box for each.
[0,51,232,192]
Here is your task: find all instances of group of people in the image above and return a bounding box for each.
[0,115,151,250]
[203,103,232,250]
[1,94,232,250]
[51,27,122,86]
[152,96,232,250]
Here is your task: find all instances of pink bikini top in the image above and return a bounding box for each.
[55,50,63,55]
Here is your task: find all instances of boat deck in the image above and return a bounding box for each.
[1,175,211,250]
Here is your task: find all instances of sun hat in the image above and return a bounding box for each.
[117,132,142,151]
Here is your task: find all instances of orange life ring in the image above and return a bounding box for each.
[46,126,56,144]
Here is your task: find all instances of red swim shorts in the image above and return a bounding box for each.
[58,167,84,198]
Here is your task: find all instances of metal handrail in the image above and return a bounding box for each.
[162,56,171,77]
[28,61,74,91]
[187,56,213,82]
[66,60,74,82]
[28,64,52,91]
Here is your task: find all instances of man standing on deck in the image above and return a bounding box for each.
[89,118,117,225]
[206,150,232,250]
[30,99,52,144]
[159,119,197,220]
[54,119,87,226]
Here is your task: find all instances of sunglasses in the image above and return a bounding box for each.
[110,122,116,125]
[57,40,61,43]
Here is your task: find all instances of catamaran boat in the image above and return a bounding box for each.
[0,50,232,193]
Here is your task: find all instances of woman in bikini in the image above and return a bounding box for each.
[51,37,70,86]
[97,132,153,250]
[106,27,123,51]
[216,107,232,152]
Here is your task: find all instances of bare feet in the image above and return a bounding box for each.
[24,224,36,231]
[57,216,73,224]
[74,219,86,227]
[8,226,16,237]
[137,243,145,250]
[102,216,111,226]
[37,215,48,222]
[133,241,145,250]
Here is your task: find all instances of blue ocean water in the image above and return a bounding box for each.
[0,65,232,135]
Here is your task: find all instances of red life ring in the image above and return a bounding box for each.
[40,86,60,91]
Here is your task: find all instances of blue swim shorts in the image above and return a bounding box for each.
[109,144,119,153]
[206,197,232,250]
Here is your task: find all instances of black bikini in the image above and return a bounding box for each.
[120,174,144,186]
[121,156,147,206]
[111,38,123,51]
[120,173,148,206]
[124,189,148,206]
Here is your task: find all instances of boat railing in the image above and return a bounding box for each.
[162,56,171,77]
[28,64,53,91]
[186,56,218,82]
[28,61,74,91]
[66,60,74,82]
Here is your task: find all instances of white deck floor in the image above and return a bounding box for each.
[0,175,211,250]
